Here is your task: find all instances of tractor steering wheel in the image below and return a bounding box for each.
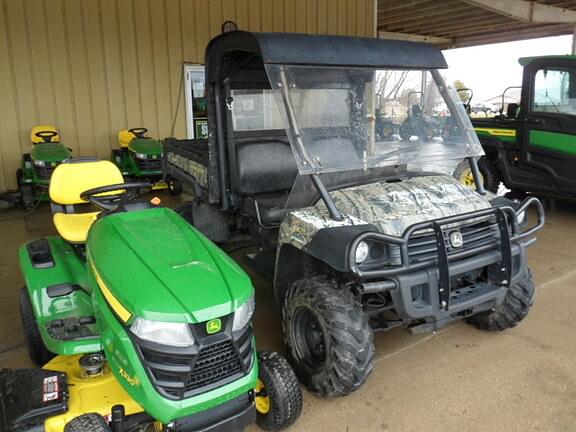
[128,127,148,138]
[35,130,58,143]
[80,182,152,211]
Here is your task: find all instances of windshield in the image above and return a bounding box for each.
[263,65,484,175]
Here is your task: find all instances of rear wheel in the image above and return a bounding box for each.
[64,413,110,432]
[19,287,54,366]
[467,269,534,331]
[255,351,303,431]
[478,157,501,193]
[283,277,374,397]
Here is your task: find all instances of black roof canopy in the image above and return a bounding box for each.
[205,31,448,83]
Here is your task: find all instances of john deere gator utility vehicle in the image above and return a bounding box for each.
[17,126,72,208]
[164,31,545,398]
[1,159,302,431]
[112,128,182,195]
[455,56,576,198]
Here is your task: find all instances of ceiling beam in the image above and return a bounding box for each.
[378,31,452,45]
[463,0,576,23]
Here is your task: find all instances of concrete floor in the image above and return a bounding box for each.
[1,195,575,432]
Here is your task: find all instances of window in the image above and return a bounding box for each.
[184,64,208,139]
[532,68,576,115]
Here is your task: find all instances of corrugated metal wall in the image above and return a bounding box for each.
[0,0,375,191]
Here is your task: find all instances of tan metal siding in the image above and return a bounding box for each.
[0,0,375,190]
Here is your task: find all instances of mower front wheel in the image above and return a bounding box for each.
[255,351,303,431]
[64,413,111,432]
[19,287,54,366]
[283,277,374,397]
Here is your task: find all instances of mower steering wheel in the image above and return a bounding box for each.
[35,130,58,143]
[129,127,148,138]
[80,182,152,211]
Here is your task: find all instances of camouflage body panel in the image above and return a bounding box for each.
[167,152,208,188]
[278,174,491,250]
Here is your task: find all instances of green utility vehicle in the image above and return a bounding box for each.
[457,56,576,197]
[165,31,545,398]
[1,159,301,431]
[112,128,182,194]
[17,125,72,208]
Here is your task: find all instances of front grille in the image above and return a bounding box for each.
[136,157,162,171]
[135,318,253,400]
[34,164,57,180]
[407,216,500,264]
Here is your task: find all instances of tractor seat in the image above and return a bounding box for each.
[49,159,125,243]
[118,129,136,148]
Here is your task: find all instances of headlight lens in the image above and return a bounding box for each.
[130,317,195,347]
[135,152,147,159]
[232,295,255,332]
[33,159,45,167]
[355,241,370,264]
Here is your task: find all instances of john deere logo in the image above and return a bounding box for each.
[206,318,222,334]
[449,231,464,248]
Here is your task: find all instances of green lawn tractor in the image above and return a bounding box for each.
[1,159,302,431]
[112,128,182,195]
[165,31,545,398]
[17,125,72,208]
[455,56,576,199]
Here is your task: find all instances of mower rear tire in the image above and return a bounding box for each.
[467,269,534,331]
[19,287,54,366]
[283,277,374,397]
[64,413,111,432]
[255,351,303,431]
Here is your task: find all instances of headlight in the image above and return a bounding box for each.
[135,153,147,159]
[355,241,370,264]
[33,159,45,167]
[130,317,195,347]
[232,295,255,332]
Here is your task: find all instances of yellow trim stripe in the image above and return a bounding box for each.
[475,127,516,138]
[91,263,132,323]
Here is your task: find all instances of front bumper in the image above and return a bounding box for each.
[351,197,545,328]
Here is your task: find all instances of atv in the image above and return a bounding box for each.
[112,128,182,195]
[2,159,302,431]
[164,31,545,398]
[17,125,72,208]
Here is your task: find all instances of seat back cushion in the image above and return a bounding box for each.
[236,140,298,195]
[50,160,124,205]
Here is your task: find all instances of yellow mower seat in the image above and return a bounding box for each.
[31,125,60,143]
[49,160,124,243]
[118,129,136,148]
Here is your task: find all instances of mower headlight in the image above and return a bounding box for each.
[33,159,45,167]
[130,317,195,347]
[135,153,147,159]
[232,295,255,332]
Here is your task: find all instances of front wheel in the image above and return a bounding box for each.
[283,277,374,397]
[255,351,302,431]
[64,413,110,432]
[467,269,535,331]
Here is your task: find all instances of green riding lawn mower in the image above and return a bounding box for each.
[17,125,72,209]
[165,32,545,398]
[112,128,182,195]
[1,159,302,431]
[453,56,576,200]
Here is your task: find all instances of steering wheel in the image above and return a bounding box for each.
[35,130,58,143]
[129,127,148,138]
[80,182,152,211]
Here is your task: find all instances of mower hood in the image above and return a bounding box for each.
[128,138,163,156]
[87,207,253,323]
[31,143,71,163]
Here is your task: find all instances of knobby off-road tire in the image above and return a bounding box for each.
[467,269,535,331]
[283,277,374,397]
[478,157,501,193]
[64,413,111,432]
[19,287,54,366]
[256,351,303,431]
